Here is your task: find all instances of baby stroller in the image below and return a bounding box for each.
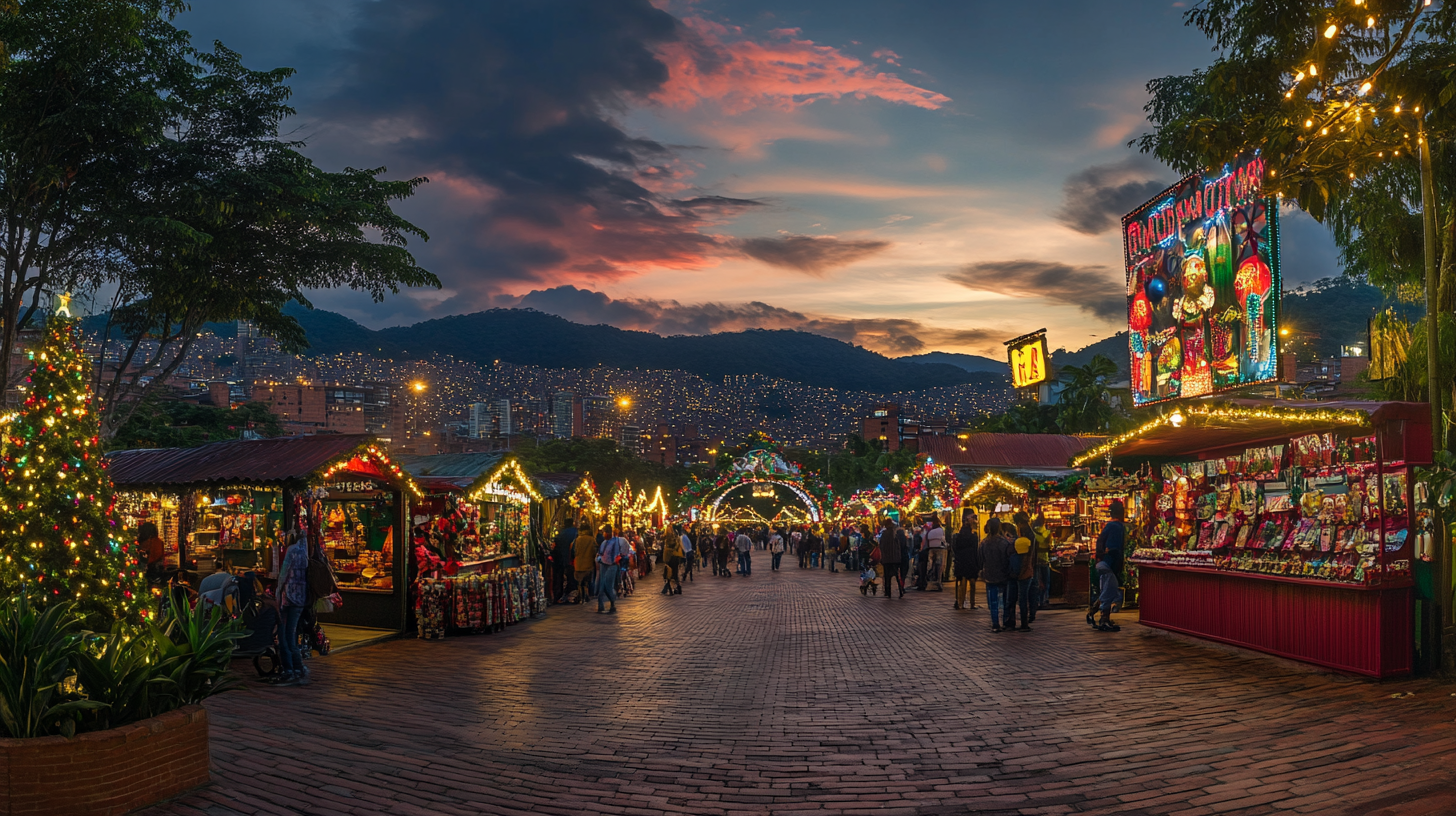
[860,565,880,596]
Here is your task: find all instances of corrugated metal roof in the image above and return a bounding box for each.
[395,452,508,481]
[919,433,1104,469]
[107,435,374,488]
[532,472,584,500]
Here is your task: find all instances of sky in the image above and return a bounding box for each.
[177,0,1342,360]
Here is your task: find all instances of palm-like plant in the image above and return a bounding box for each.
[1056,355,1122,434]
[0,596,103,738]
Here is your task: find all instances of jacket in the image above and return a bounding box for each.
[951,528,981,579]
[1096,520,1126,575]
[1010,535,1035,581]
[878,528,905,564]
[979,534,1014,584]
[663,535,685,562]
[1034,526,1052,565]
[573,532,598,571]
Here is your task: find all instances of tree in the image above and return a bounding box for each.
[1056,354,1123,434]
[107,398,283,451]
[1136,0,1453,420]
[514,437,691,497]
[92,43,435,437]
[0,318,149,626]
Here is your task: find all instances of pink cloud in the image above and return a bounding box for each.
[654,18,950,115]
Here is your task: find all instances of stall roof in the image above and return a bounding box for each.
[395,452,508,491]
[920,433,1103,469]
[1070,400,1423,466]
[108,435,375,488]
[533,472,586,500]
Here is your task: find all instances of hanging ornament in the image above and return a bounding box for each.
[1145,275,1168,305]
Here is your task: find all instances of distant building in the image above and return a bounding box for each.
[551,391,575,439]
[619,424,641,455]
[642,423,714,468]
[860,403,920,453]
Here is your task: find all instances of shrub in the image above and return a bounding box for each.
[0,593,242,738]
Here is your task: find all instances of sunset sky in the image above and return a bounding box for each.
[180,0,1341,359]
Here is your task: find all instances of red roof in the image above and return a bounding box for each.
[919,433,1104,469]
[107,435,375,488]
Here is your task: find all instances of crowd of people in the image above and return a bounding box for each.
[548,502,1128,632]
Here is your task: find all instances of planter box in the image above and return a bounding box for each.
[0,704,209,816]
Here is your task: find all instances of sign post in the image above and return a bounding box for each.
[1004,329,1050,400]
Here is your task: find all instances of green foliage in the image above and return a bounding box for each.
[820,433,918,492]
[976,402,1061,434]
[1056,354,1123,434]
[108,399,283,451]
[0,596,102,739]
[1367,313,1456,411]
[1418,449,1456,528]
[0,319,149,627]
[515,437,691,498]
[1,595,241,738]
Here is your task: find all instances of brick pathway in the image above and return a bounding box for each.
[143,565,1456,816]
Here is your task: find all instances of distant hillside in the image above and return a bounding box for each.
[1052,333,1128,373]
[285,304,992,393]
[899,351,1008,374]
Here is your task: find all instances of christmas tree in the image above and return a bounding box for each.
[0,317,149,625]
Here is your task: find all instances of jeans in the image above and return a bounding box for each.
[597,564,620,610]
[279,604,305,675]
[771,552,783,570]
[1004,577,1033,628]
[829,553,838,573]
[1096,562,1121,617]
[986,582,1008,628]
[810,552,820,568]
[682,553,694,580]
[738,550,751,574]
[927,549,945,589]
[1035,564,1051,607]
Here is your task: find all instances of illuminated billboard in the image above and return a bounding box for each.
[1005,329,1049,390]
[1123,151,1279,407]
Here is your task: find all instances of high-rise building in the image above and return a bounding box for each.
[619,424,641,455]
[492,398,513,437]
[860,403,920,452]
[468,402,491,438]
[551,391,575,439]
[580,394,614,439]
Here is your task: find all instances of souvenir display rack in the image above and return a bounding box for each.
[414,565,547,639]
[1089,401,1430,678]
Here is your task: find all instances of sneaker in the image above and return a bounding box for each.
[992,626,1003,633]
[274,673,305,688]
[1096,622,1121,632]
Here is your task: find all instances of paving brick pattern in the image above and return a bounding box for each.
[143,566,1456,816]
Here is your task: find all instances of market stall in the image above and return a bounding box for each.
[396,453,549,639]
[108,435,420,632]
[1071,400,1431,677]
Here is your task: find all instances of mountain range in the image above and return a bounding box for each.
[283,304,1001,393]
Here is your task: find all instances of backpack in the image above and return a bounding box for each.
[306,544,338,599]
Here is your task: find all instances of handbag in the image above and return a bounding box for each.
[307,548,339,599]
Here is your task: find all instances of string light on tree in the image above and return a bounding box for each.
[0,316,149,625]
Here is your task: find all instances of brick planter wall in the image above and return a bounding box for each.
[0,705,209,816]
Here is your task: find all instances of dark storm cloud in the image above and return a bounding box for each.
[736,235,892,275]
[1054,157,1172,235]
[516,286,1002,355]
[313,0,759,299]
[947,260,1124,321]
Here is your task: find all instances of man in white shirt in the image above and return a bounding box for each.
[734,528,753,576]
[924,519,947,592]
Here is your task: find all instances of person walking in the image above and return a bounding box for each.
[827,527,841,573]
[715,529,734,577]
[858,524,874,572]
[769,528,786,570]
[1032,514,1053,612]
[979,519,1014,633]
[596,525,626,613]
[1090,501,1127,632]
[878,518,906,599]
[735,528,753,575]
[923,519,947,592]
[661,528,685,595]
[273,529,310,687]
[950,512,980,610]
[680,525,696,583]
[795,527,807,568]
[572,522,598,604]
[1004,520,1037,632]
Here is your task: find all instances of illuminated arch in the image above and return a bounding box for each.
[706,478,823,523]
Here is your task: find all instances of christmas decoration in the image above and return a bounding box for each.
[0,318,149,625]
[900,460,962,513]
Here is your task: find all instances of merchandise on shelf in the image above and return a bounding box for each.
[413,565,547,639]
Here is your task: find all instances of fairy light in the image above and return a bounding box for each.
[961,472,1028,501]
[1069,403,1372,467]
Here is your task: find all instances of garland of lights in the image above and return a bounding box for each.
[901,460,963,513]
[0,317,150,625]
[1069,403,1371,468]
[467,457,542,505]
[568,473,603,516]
[678,438,834,521]
[961,472,1028,501]
[317,444,426,498]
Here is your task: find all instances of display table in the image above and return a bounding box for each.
[1138,564,1413,678]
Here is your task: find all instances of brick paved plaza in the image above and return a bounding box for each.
[145,566,1456,816]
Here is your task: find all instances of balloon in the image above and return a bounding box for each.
[1145,276,1168,305]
